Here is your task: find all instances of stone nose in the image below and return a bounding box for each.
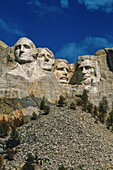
[20,45,24,52]
[82,67,87,74]
[63,68,68,75]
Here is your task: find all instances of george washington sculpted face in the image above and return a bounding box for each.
[14,37,36,64]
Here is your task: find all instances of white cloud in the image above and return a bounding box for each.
[27,0,69,16]
[28,0,113,13]
[0,18,25,36]
[78,0,113,13]
[55,36,113,63]
[60,0,69,8]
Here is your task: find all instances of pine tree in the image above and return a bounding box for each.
[40,97,45,110]
[81,89,88,105]
[69,102,76,110]
[6,127,20,149]
[107,109,113,128]
[98,96,109,123]
[0,117,9,137]
[44,105,50,115]
[57,95,65,107]
[22,153,35,170]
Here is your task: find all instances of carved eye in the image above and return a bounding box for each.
[38,53,45,58]
[15,45,21,50]
[79,67,83,71]
[57,68,63,71]
[47,54,52,59]
[85,66,91,70]
[66,68,69,72]
[23,44,30,49]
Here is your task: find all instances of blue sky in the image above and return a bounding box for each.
[1,0,113,63]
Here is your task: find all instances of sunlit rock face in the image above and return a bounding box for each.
[53,59,69,84]
[37,48,55,71]
[0,38,62,103]
[14,37,36,64]
[8,37,44,81]
[2,37,113,108]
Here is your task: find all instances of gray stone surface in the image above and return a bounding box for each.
[5,105,113,170]
[1,37,113,110]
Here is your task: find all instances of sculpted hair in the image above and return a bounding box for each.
[14,37,36,50]
[37,47,54,59]
[52,59,69,71]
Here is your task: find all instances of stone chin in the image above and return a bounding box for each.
[82,77,92,85]
[15,56,34,64]
[59,77,68,84]
[40,64,53,71]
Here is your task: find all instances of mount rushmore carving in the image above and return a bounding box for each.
[0,37,113,107]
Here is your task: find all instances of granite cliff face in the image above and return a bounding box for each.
[1,38,113,169]
[0,37,113,114]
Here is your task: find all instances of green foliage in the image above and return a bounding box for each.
[81,89,88,104]
[98,96,108,114]
[31,112,37,120]
[0,98,11,114]
[12,116,24,128]
[58,164,65,170]
[76,98,83,106]
[0,117,9,137]
[6,127,20,149]
[22,153,35,170]
[86,101,94,114]
[44,105,50,115]
[35,155,50,167]
[40,97,50,115]
[98,97,109,124]
[40,97,45,110]
[76,90,90,112]
[0,155,4,168]
[26,153,35,164]
[5,148,16,161]
[57,95,65,107]
[93,106,99,117]
[98,112,106,124]
[69,102,76,110]
[106,109,113,128]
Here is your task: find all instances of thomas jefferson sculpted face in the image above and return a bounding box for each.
[53,59,69,84]
[14,37,36,64]
[78,60,95,85]
[37,48,55,71]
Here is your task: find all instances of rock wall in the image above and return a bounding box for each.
[1,37,113,111]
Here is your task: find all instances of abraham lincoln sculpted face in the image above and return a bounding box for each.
[14,37,36,64]
[77,59,96,85]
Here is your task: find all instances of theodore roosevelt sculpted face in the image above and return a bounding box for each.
[53,59,69,84]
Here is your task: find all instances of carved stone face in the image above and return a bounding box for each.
[53,60,69,84]
[14,37,36,64]
[78,60,95,85]
[37,48,55,71]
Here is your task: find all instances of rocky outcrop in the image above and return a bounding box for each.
[1,37,113,113]
[5,105,113,170]
[1,38,113,169]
